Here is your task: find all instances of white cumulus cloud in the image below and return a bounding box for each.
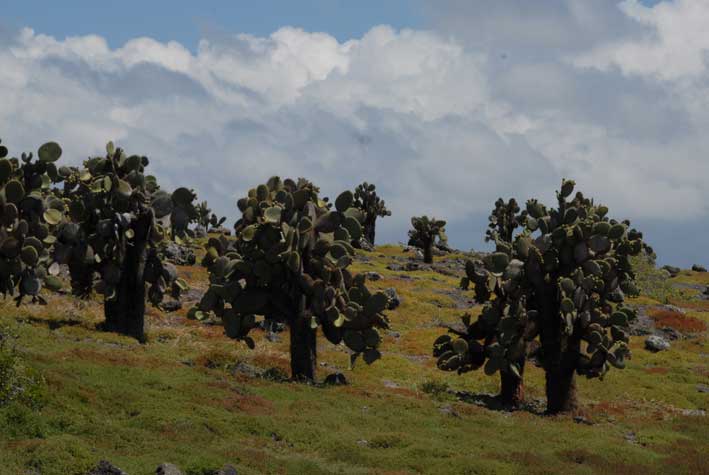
[1,2,708,267]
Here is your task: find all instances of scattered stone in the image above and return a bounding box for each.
[160,299,182,313]
[217,465,238,475]
[356,238,375,251]
[691,264,707,272]
[662,265,681,278]
[697,384,709,393]
[439,404,460,418]
[211,226,232,236]
[156,463,183,475]
[386,263,404,272]
[324,372,348,386]
[265,332,280,343]
[661,304,684,314]
[624,431,638,444]
[382,379,400,389]
[383,287,401,310]
[231,362,262,379]
[181,288,203,304]
[680,409,706,417]
[193,228,208,239]
[386,330,401,339]
[659,327,682,341]
[365,271,383,281]
[356,439,369,447]
[704,286,709,296]
[161,241,196,266]
[261,367,288,381]
[87,461,128,475]
[573,416,594,425]
[645,335,671,352]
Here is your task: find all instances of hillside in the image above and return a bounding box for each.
[0,242,707,475]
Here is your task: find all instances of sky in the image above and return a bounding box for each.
[0,0,707,267]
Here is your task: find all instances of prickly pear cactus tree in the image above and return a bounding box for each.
[52,141,185,341]
[195,176,390,381]
[408,216,446,264]
[169,187,199,239]
[352,182,391,246]
[434,198,529,407]
[436,180,646,414]
[0,139,65,304]
[195,200,226,234]
[486,198,525,243]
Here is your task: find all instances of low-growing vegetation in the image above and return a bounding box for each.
[0,138,706,474]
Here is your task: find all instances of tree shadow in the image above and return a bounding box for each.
[454,390,547,416]
[20,315,85,331]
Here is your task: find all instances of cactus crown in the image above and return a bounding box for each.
[197,176,389,364]
[353,182,391,218]
[408,216,447,246]
[486,198,524,244]
[195,200,226,231]
[0,139,65,304]
[52,142,183,307]
[435,179,647,381]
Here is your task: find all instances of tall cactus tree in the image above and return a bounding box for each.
[434,180,646,414]
[352,182,391,246]
[52,142,184,341]
[408,216,447,264]
[0,139,65,304]
[194,176,389,381]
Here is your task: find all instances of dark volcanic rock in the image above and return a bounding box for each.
[645,335,671,352]
[383,287,401,309]
[162,241,196,266]
[87,461,128,475]
[156,463,183,475]
[324,372,348,386]
[662,265,681,277]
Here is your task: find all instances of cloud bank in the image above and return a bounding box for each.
[1,0,708,266]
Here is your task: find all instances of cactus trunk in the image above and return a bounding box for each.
[545,364,578,414]
[499,366,525,407]
[290,303,317,381]
[423,239,434,264]
[534,284,579,414]
[364,217,376,245]
[104,212,151,342]
[68,246,94,298]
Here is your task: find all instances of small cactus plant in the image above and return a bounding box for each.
[408,216,447,264]
[433,180,647,414]
[194,176,389,381]
[169,187,198,239]
[195,200,226,234]
[352,182,391,246]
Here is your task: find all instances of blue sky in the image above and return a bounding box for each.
[2,0,424,47]
[1,1,708,268]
